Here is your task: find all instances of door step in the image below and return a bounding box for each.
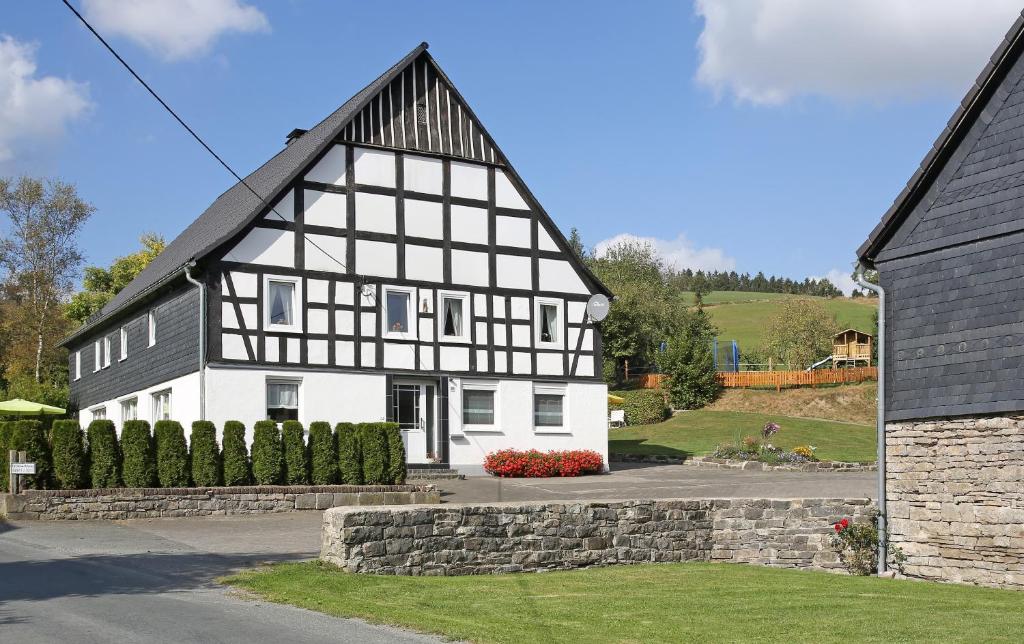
[406,468,465,480]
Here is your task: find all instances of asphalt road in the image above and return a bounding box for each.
[0,514,440,644]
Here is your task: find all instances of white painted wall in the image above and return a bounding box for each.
[78,371,202,437]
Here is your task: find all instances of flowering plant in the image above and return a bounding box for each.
[792,445,817,460]
[483,449,604,478]
[761,422,780,439]
[830,515,906,576]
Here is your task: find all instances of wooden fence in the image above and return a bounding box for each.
[633,367,877,391]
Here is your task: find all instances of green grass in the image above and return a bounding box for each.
[679,291,878,352]
[224,561,1024,643]
[609,410,876,462]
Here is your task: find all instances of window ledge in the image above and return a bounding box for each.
[463,426,502,434]
[534,427,572,435]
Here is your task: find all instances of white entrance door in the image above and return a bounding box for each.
[392,381,439,463]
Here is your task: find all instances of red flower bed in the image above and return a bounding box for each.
[483,449,604,478]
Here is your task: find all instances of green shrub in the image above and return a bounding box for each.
[358,422,389,485]
[308,421,338,485]
[221,421,250,486]
[154,420,190,487]
[50,420,87,490]
[660,311,721,410]
[190,421,221,487]
[0,421,13,491]
[87,419,120,488]
[336,422,362,484]
[121,420,156,488]
[8,420,54,489]
[382,422,406,484]
[281,420,309,485]
[609,389,670,426]
[251,420,283,485]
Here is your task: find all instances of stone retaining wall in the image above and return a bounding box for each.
[887,416,1024,589]
[321,497,874,575]
[608,453,876,472]
[1,484,439,521]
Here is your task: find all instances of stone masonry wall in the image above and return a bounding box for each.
[321,498,874,575]
[1,485,439,521]
[887,416,1024,589]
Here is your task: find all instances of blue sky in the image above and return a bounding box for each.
[3,1,1022,293]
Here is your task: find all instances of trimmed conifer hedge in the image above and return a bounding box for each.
[154,420,190,487]
[281,420,309,485]
[221,420,250,486]
[190,421,221,487]
[251,420,283,485]
[308,421,337,485]
[358,422,389,485]
[121,420,157,488]
[9,420,53,489]
[50,420,87,490]
[86,419,120,488]
[336,422,362,484]
[383,422,406,484]
[0,421,14,491]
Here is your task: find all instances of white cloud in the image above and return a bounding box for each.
[0,36,90,163]
[593,232,736,272]
[695,0,1023,105]
[83,0,269,61]
[813,268,861,296]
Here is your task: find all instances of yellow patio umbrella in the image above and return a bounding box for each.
[607,393,625,405]
[0,398,66,417]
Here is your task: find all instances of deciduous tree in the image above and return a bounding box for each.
[66,233,165,325]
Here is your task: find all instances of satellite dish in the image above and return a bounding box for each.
[586,294,610,322]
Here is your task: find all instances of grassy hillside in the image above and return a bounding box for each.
[681,291,878,353]
[707,382,877,425]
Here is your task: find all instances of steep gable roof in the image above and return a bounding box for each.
[858,12,1024,265]
[65,43,609,345]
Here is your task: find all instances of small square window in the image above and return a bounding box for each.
[121,397,138,422]
[267,380,299,422]
[534,393,564,428]
[152,390,171,423]
[463,389,495,425]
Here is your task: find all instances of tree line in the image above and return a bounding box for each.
[669,269,843,298]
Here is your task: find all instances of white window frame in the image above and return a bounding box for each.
[534,298,565,350]
[266,377,301,424]
[94,341,101,372]
[102,336,112,368]
[263,274,304,334]
[120,326,128,361]
[74,351,81,381]
[532,382,570,434]
[90,406,107,421]
[120,397,138,422]
[437,290,470,343]
[461,380,499,432]
[148,309,157,347]
[382,284,418,341]
[151,389,172,424]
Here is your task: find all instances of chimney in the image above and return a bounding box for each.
[285,128,307,145]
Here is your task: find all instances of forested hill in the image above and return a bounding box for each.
[669,269,843,298]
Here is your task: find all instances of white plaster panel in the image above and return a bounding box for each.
[335,281,354,305]
[79,372,202,436]
[304,190,346,228]
[495,169,530,209]
[222,334,248,360]
[475,350,489,372]
[305,234,347,273]
[473,293,487,311]
[229,271,257,298]
[384,343,416,369]
[404,155,442,194]
[450,160,487,200]
[512,351,531,374]
[227,227,294,268]
[440,346,470,371]
[538,224,560,252]
[265,189,294,222]
[308,309,329,334]
[418,318,434,342]
[305,144,347,185]
[418,346,434,371]
[539,258,589,294]
[355,192,396,234]
[450,250,489,287]
[335,309,354,335]
[510,297,531,320]
[496,254,532,290]
[353,148,396,187]
[360,342,376,367]
[492,296,506,318]
[221,302,238,329]
[568,327,593,350]
[238,303,257,330]
[308,339,328,365]
[404,199,443,239]
[286,338,300,364]
[361,312,377,337]
[475,321,487,342]
[335,341,355,366]
[568,301,587,322]
[537,352,564,376]
[511,324,531,347]
[307,279,329,303]
[355,240,397,278]
[450,205,488,244]
[265,337,279,362]
[493,323,507,346]
[574,355,594,377]
[496,215,531,248]
[405,244,443,283]
[492,350,507,373]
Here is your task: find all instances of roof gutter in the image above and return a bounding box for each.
[183,262,206,421]
[854,263,886,574]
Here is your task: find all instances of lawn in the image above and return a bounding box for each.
[224,561,1024,643]
[609,410,876,462]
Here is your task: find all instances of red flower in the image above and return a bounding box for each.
[834,523,842,533]
[840,518,850,528]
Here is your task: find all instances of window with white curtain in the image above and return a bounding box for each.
[91,407,107,421]
[121,397,138,422]
[439,292,469,341]
[267,380,299,422]
[535,298,563,349]
[152,390,171,423]
[540,304,558,343]
[263,275,302,332]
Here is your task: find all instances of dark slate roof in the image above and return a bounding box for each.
[63,43,429,345]
[857,12,1024,265]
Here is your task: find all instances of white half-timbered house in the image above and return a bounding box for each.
[63,44,611,474]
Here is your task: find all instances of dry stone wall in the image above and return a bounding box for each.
[1,485,438,521]
[887,416,1024,589]
[321,498,874,575]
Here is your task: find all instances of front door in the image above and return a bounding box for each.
[392,381,439,463]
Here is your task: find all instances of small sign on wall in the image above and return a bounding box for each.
[10,462,36,475]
